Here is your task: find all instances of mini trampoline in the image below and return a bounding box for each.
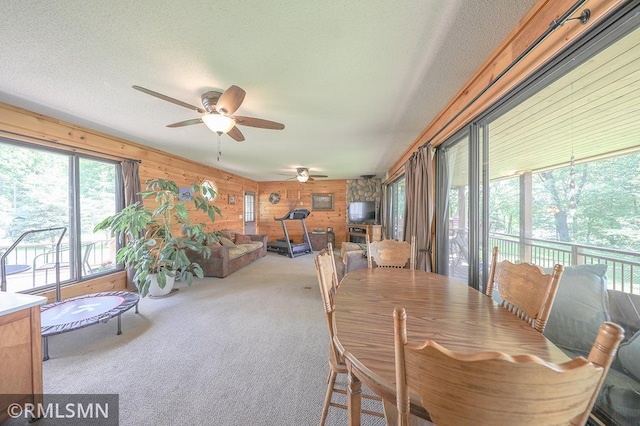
[41,291,140,360]
[1,227,141,361]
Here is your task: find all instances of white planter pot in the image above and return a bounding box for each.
[148,273,176,297]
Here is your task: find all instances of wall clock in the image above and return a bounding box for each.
[269,193,281,204]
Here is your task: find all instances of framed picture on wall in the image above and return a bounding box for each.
[178,187,193,201]
[229,195,235,205]
[311,193,334,211]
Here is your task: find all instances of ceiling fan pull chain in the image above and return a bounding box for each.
[217,134,222,162]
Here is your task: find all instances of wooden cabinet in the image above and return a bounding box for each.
[346,224,381,244]
[0,293,46,423]
[309,232,336,251]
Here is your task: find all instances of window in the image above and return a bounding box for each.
[244,192,255,223]
[386,176,406,241]
[437,133,471,284]
[0,139,120,293]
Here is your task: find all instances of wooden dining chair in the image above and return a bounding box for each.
[485,246,564,333]
[314,250,384,424]
[325,242,341,290]
[392,306,624,426]
[367,235,416,269]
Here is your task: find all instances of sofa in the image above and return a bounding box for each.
[189,231,267,278]
[540,264,640,426]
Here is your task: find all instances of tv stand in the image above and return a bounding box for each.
[346,224,381,244]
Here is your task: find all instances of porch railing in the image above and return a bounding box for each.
[490,232,640,294]
[0,239,116,293]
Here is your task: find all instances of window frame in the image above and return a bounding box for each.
[0,137,122,293]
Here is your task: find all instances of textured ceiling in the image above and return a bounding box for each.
[0,0,537,181]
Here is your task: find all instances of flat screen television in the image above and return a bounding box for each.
[348,201,377,224]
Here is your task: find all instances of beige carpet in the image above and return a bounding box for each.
[7,252,385,426]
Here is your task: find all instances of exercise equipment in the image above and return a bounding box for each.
[0,227,140,360]
[267,209,313,258]
[40,290,139,360]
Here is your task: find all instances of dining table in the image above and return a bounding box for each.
[332,267,570,425]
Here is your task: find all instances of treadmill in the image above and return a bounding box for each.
[267,209,313,258]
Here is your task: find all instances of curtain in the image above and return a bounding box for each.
[403,145,434,272]
[380,183,388,239]
[121,160,141,290]
[122,160,142,206]
[435,146,457,275]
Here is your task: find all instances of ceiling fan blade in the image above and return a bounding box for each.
[166,118,203,128]
[233,116,285,130]
[227,126,245,142]
[132,85,205,113]
[216,85,246,116]
[309,174,328,178]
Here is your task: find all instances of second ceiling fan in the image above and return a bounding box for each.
[289,168,328,183]
[132,84,285,142]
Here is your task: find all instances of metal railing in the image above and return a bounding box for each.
[490,232,640,294]
[0,238,116,293]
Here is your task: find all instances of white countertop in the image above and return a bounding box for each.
[0,292,47,316]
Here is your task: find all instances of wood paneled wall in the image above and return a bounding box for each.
[0,102,258,296]
[258,180,347,246]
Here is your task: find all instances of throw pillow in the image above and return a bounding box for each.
[543,264,610,355]
[235,234,252,245]
[219,236,236,247]
[220,230,237,243]
[618,331,640,381]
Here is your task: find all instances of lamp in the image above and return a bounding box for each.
[296,168,309,183]
[202,113,236,134]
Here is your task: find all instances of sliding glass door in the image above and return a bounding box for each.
[435,7,640,423]
[0,138,120,292]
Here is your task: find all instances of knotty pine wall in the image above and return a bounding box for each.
[0,102,258,298]
[258,180,348,246]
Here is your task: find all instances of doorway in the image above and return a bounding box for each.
[244,191,256,234]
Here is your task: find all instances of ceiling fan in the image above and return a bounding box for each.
[132,85,285,142]
[287,168,328,183]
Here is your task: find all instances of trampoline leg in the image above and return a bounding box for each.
[135,302,139,314]
[117,314,122,335]
[42,336,49,361]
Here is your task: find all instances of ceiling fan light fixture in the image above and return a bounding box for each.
[296,168,310,182]
[202,113,236,133]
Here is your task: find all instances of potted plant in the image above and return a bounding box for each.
[93,178,221,297]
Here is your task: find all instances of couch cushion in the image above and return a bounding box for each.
[219,236,236,247]
[596,365,640,426]
[544,264,610,355]
[228,245,248,259]
[618,331,640,381]
[235,234,252,244]
[242,241,264,253]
